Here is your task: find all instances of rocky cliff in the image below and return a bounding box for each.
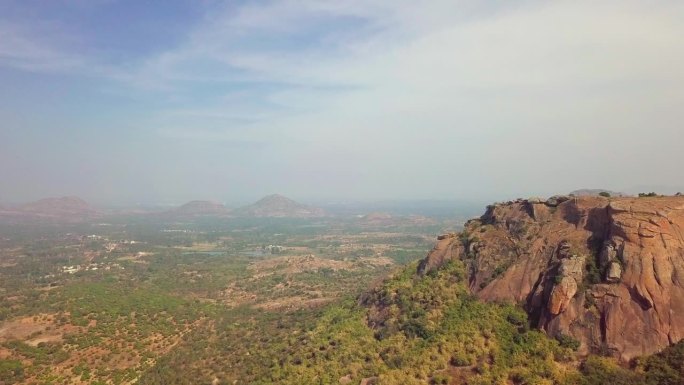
[419,195,684,361]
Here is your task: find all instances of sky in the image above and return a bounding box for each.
[1,0,683,205]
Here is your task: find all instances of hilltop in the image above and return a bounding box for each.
[20,196,95,215]
[0,196,98,221]
[166,200,230,217]
[420,194,684,361]
[233,194,325,218]
[569,188,629,197]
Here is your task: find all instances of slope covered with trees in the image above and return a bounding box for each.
[248,259,684,385]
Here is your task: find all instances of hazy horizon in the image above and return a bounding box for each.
[2,1,683,205]
[3,186,684,210]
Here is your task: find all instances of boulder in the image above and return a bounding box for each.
[599,243,617,268]
[606,262,622,283]
[545,195,571,207]
[548,276,578,315]
[558,256,585,281]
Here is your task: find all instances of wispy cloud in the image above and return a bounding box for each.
[0,21,84,72]
[1,0,683,202]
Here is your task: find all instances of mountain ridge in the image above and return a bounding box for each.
[0,196,98,221]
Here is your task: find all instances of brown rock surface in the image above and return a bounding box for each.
[418,195,684,361]
[548,276,578,315]
[606,262,622,283]
[417,234,462,275]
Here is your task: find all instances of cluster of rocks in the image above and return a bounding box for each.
[490,195,573,208]
[546,240,624,316]
[547,241,585,315]
[599,242,623,283]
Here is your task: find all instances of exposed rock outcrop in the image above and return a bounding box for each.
[606,262,622,283]
[417,233,460,275]
[548,276,577,315]
[420,195,684,361]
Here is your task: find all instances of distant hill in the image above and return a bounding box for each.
[19,196,94,214]
[167,200,230,217]
[360,212,393,222]
[233,194,325,218]
[569,188,629,197]
[0,196,98,221]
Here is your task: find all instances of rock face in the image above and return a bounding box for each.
[233,194,325,218]
[548,276,577,315]
[419,195,684,361]
[548,254,585,315]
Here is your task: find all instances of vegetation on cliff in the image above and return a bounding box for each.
[247,260,574,384]
[243,258,683,385]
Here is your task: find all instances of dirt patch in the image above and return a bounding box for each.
[117,252,152,263]
[0,262,18,268]
[0,313,78,344]
[3,314,203,385]
[0,346,12,359]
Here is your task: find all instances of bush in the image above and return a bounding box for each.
[554,274,563,284]
[556,333,581,351]
[493,265,507,278]
[450,353,471,367]
[0,359,23,383]
[642,339,684,385]
[580,356,642,385]
[585,257,602,285]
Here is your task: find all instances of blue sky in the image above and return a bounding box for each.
[1,0,683,205]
